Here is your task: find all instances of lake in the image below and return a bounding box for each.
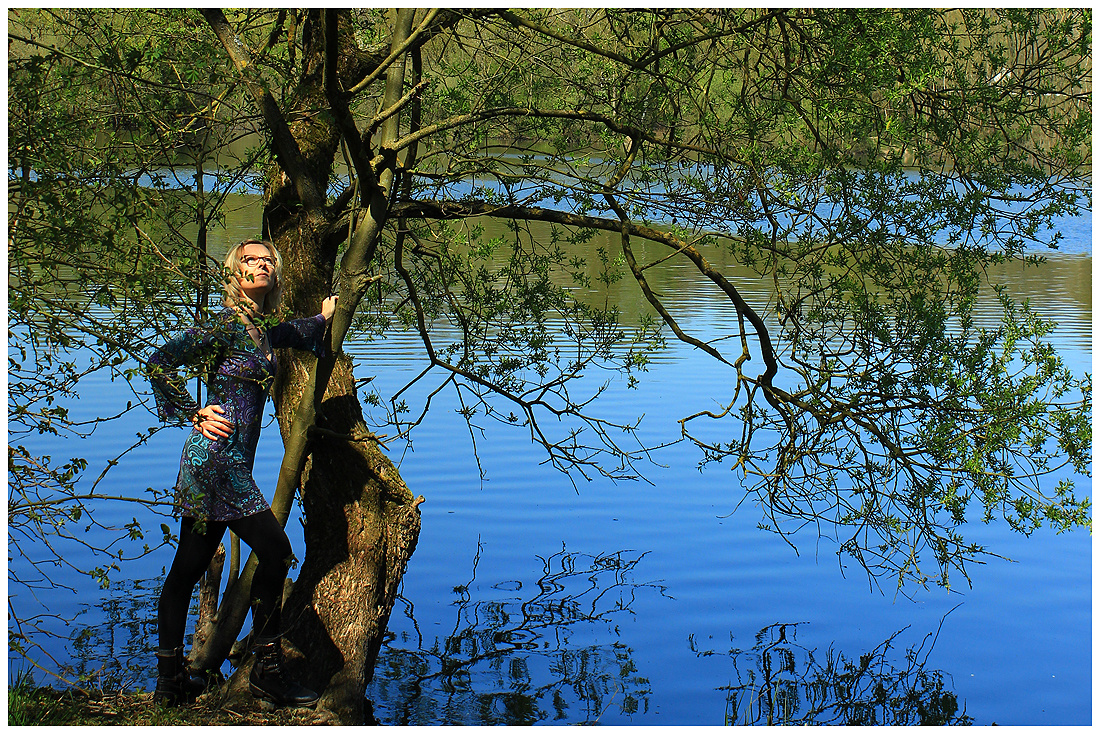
[7,204,1091,725]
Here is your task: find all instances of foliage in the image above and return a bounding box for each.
[7,6,1091,696]
[388,9,1090,590]
[7,8,271,680]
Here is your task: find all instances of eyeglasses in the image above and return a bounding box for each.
[241,255,276,268]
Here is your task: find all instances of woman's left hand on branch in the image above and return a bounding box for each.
[321,295,338,322]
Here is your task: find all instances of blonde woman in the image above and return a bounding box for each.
[148,239,336,708]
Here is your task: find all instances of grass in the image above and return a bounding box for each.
[8,683,333,726]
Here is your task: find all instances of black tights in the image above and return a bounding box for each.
[158,510,293,651]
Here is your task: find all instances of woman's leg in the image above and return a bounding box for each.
[228,509,293,640]
[230,509,317,708]
[157,517,228,650]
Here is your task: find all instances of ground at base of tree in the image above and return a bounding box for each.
[8,685,340,726]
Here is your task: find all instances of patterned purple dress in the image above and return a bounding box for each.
[148,308,327,522]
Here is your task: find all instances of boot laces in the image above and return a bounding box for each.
[259,648,290,683]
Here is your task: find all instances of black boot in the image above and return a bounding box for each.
[153,646,206,705]
[249,637,319,709]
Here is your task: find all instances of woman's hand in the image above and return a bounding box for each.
[192,405,233,441]
[321,294,338,322]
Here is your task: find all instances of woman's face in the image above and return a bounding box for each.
[237,242,277,300]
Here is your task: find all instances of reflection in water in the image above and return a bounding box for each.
[368,543,973,726]
[693,615,972,726]
[62,578,160,691]
[53,549,972,726]
[368,544,667,724]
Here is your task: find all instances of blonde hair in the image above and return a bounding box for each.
[222,239,284,315]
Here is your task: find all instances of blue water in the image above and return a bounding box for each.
[7,225,1091,724]
[350,281,1091,725]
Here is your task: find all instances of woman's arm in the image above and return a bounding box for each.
[267,296,338,356]
[147,320,229,425]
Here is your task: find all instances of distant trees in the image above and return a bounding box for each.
[8,8,1090,721]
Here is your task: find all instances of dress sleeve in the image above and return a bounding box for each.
[268,314,328,358]
[146,324,223,424]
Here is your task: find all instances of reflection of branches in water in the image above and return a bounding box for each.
[693,609,972,726]
[12,577,163,693]
[369,543,669,725]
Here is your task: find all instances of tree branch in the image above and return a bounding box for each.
[392,106,724,160]
[604,192,732,366]
[199,8,325,211]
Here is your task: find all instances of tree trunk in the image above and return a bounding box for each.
[194,11,423,721]
[255,196,423,719]
[191,543,224,656]
[277,348,421,722]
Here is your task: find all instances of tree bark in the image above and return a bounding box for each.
[276,351,422,721]
[190,543,224,657]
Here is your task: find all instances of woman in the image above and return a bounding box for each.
[148,239,336,709]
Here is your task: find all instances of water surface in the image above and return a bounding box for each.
[7,210,1091,725]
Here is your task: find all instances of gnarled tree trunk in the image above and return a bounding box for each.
[267,212,422,722]
[194,9,423,723]
[275,348,421,721]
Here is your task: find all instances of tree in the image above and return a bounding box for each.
[8,8,1090,723]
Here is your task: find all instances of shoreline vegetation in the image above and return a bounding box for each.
[8,684,341,726]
